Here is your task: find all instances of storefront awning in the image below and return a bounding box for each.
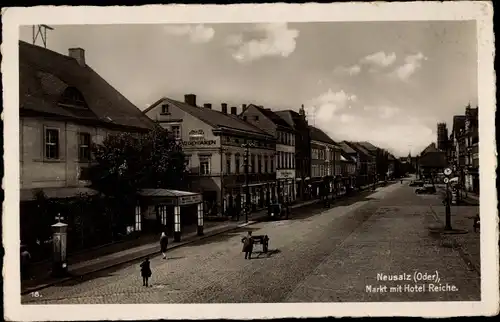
[20,187,98,202]
[138,189,203,206]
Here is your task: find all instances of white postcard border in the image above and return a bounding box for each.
[2,2,497,320]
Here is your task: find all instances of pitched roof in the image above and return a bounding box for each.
[309,126,336,145]
[274,110,301,128]
[19,41,153,130]
[346,141,373,157]
[418,151,447,168]
[420,142,438,155]
[357,141,378,152]
[387,153,396,161]
[340,151,355,163]
[251,105,294,130]
[145,98,272,138]
[338,141,356,154]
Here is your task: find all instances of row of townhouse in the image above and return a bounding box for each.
[19,40,401,226]
[448,105,479,194]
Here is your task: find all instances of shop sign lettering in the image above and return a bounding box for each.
[178,194,203,206]
[182,140,216,146]
[277,170,295,180]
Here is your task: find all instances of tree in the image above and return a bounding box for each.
[87,125,189,231]
[89,125,188,196]
[375,149,389,180]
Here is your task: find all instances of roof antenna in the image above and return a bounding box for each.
[32,25,54,48]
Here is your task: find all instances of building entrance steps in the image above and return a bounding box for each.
[21,197,328,295]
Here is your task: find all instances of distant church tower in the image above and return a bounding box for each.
[437,123,448,152]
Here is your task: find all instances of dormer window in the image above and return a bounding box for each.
[58,87,88,109]
[161,104,170,114]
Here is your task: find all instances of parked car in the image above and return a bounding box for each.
[409,180,424,187]
[267,203,288,220]
[415,185,436,194]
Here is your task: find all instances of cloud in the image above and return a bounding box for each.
[391,52,427,81]
[334,64,361,76]
[364,105,400,119]
[163,24,215,43]
[361,51,397,68]
[305,90,432,156]
[227,23,299,63]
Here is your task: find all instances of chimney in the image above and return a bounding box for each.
[242,104,247,110]
[184,94,197,106]
[204,103,212,109]
[231,106,238,115]
[221,103,228,114]
[68,48,86,67]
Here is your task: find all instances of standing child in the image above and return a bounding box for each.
[140,257,152,286]
[160,232,168,259]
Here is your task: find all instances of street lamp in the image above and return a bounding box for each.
[242,141,255,223]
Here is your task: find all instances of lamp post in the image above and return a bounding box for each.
[242,141,255,223]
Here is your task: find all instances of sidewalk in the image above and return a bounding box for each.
[21,198,322,295]
[428,201,481,275]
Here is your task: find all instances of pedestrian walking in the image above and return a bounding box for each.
[140,257,152,287]
[241,231,254,260]
[20,245,32,280]
[160,232,168,259]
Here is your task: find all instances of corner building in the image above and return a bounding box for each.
[144,94,276,216]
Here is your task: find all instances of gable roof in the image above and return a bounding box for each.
[340,150,355,163]
[338,141,356,154]
[144,97,272,138]
[420,142,438,155]
[274,110,302,128]
[309,126,336,145]
[19,41,153,130]
[358,141,378,152]
[345,141,374,157]
[248,105,294,130]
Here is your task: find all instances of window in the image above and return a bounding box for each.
[243,116,247,121]
[171,125,181,140]
[200,155,211,175]
[235,154,241,174]
[250,154,255,173]
[78,132,91,162]
[264,156,268,173]
[226,154,231,174]
[292,154,295,168]
[135,205,142,231]
[45,128,59,159]
[185,155,192,171]
[59,87,87,109]
[161,104,170,114]
[257,155,262,173]
[270,158,274,172]
[254,115,259,121]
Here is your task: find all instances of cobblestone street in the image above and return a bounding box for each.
[22,182,480,304]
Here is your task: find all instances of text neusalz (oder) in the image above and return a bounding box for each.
[365,284,459,293]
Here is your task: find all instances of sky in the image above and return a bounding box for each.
[20,21,477,157]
